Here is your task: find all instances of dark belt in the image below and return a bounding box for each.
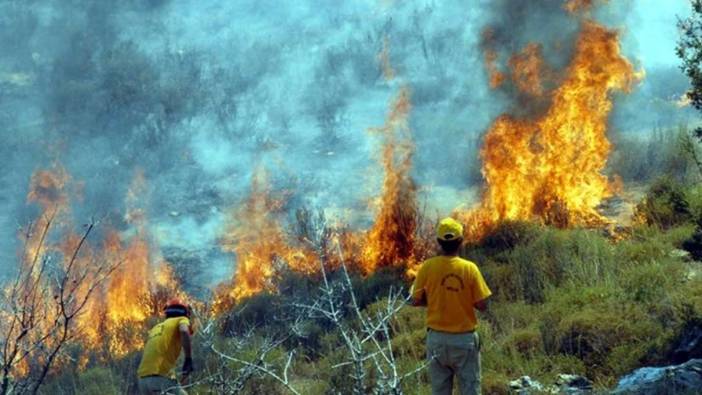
[427,327,475,334]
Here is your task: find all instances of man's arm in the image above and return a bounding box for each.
[410,265,427,306]
[469,264,492,313]
[179,322,193,376]
[410,263,428,306]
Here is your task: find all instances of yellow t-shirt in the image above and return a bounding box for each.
[411,255,491,333]
[137,317,190,378]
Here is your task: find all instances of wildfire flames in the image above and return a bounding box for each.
[78,171,181,358]
[215,45,422,305]
[6,2,644,375]
[9,167,181,371]
[214,168,318,311]
[2,167,72,376]
[463,20,639,238]
[357,86,419,275]
[508,43,548,99]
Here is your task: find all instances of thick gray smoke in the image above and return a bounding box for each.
[0,0,694,293]
[482,0,581,68]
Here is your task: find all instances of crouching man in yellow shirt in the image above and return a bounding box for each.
[137,299,194,395]
[411,218,492,395]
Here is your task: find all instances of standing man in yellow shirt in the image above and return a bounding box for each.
[137,299,194,395]
[411,218,492,395]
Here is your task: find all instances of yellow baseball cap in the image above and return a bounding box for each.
[437,217,463,241]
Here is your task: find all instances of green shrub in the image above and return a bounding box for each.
[222,292,285,335]
[76,368,124,395]
[482,371,511,395]
[481,262,520,302]
[487,228,616,303]
[39,367,124,395]
[609,126,693,182]
[352,266,407,308]
[635,177,695,229]
[620,259,684,303]
[480,220,544,252]
[506,327,544,356]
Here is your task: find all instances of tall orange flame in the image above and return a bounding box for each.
[215,168,318,310]
[464,21,638,238]
[359,87,419,274]
[4,166,99,375]
[216,88,422,305]
[77,170,180,358]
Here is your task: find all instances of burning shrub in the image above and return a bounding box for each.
[464,21,640,239]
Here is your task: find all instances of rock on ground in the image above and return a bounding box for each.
[612,358,702,394]
[508,374,593,394]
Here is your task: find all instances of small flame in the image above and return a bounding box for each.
[564,0,595,14]
[508,43,547,98]
[26,167,69,211]
[215,88,424,302]
[482,29,506,89]
[378,37,396,81]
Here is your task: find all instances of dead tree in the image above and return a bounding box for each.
[292,237,428,395]
[293,213,429,394]
[0,215,119,395]
[205,212,428,394]
[200,307,303,395]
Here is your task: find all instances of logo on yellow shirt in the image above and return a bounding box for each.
[440,273,464,292]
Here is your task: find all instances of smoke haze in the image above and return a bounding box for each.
[0,0,697,291]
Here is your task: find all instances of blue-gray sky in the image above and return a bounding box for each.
[623,0,689,68]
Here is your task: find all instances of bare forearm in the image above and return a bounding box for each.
[180,332,192,359]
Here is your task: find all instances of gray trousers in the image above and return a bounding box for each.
[426,329,481,395]
[137,376,187,395]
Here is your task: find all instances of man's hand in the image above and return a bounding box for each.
[410,292,427,307]
[181,357,194,376]
[474,298,489,312]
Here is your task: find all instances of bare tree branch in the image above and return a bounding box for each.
[0,219,121,395]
